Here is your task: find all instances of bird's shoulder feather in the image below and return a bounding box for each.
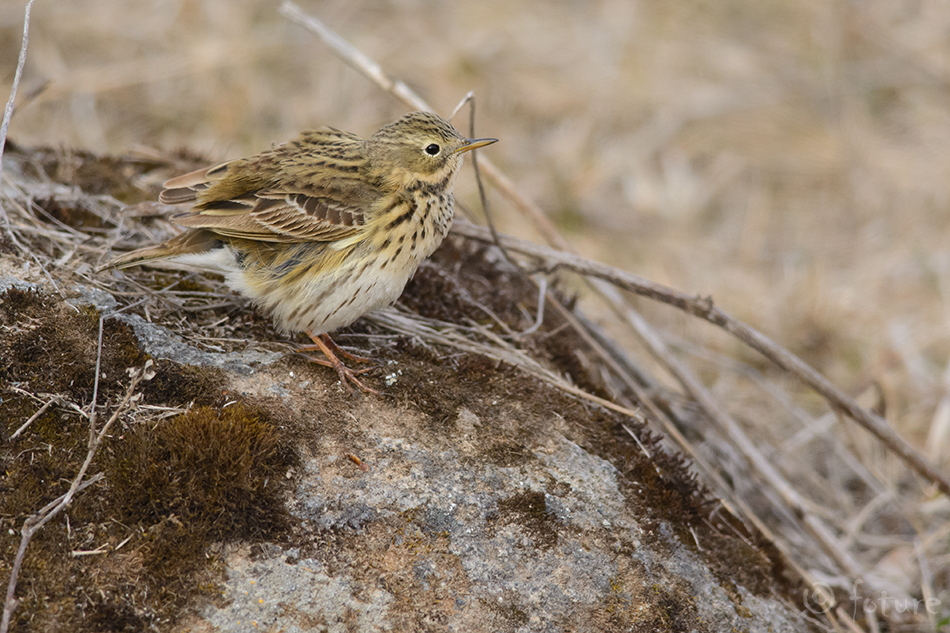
[160,128,378,244]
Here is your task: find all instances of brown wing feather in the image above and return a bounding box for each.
[103,229,221,270]
[156,128,376,245]
[159,165,219,204]
[173,194,366,243]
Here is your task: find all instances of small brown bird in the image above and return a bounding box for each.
[106,111,496,393]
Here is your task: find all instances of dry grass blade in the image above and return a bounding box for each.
[369,307,644,420]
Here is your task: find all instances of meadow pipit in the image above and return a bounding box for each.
[106,111,497,393]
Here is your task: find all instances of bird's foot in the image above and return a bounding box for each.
[298,332,379,395]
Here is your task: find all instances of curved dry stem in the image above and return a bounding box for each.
[451,219,950,497]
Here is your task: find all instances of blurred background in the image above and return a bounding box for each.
[2,0,949,508]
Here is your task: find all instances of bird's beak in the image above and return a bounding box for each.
[455,137,498,155]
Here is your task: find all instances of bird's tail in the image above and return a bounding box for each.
[100,230,221,271]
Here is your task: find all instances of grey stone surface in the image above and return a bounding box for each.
[182,389,809,633]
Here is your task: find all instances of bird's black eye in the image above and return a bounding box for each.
[425,143,441,156]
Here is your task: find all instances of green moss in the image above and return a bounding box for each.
[0,396,88,516]
[0,401,295,632]
[106,404,293,539]
[0,288,150,404]
[491,491,561,550]
[0,286,49,321]
[99,404,296,619]
[0,284,294,630]
[141,361,225,407]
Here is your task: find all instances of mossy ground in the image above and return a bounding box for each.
[0,146,806,632]
[0,282,295,631]
[1,397,294,629]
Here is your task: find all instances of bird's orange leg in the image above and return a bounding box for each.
[298,331,379,394]
[313,332,375,365]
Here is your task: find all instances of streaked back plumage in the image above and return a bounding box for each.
[104,111,495,347]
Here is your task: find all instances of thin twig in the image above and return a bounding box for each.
[10,395,60,440]
[88,315,106,434]
[280,2,427,111]
[0,0,34,167]
[451,219,950,497]
[545,290,850,579]
[0,0,37,250]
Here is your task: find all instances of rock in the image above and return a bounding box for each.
[0,145,813,632]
